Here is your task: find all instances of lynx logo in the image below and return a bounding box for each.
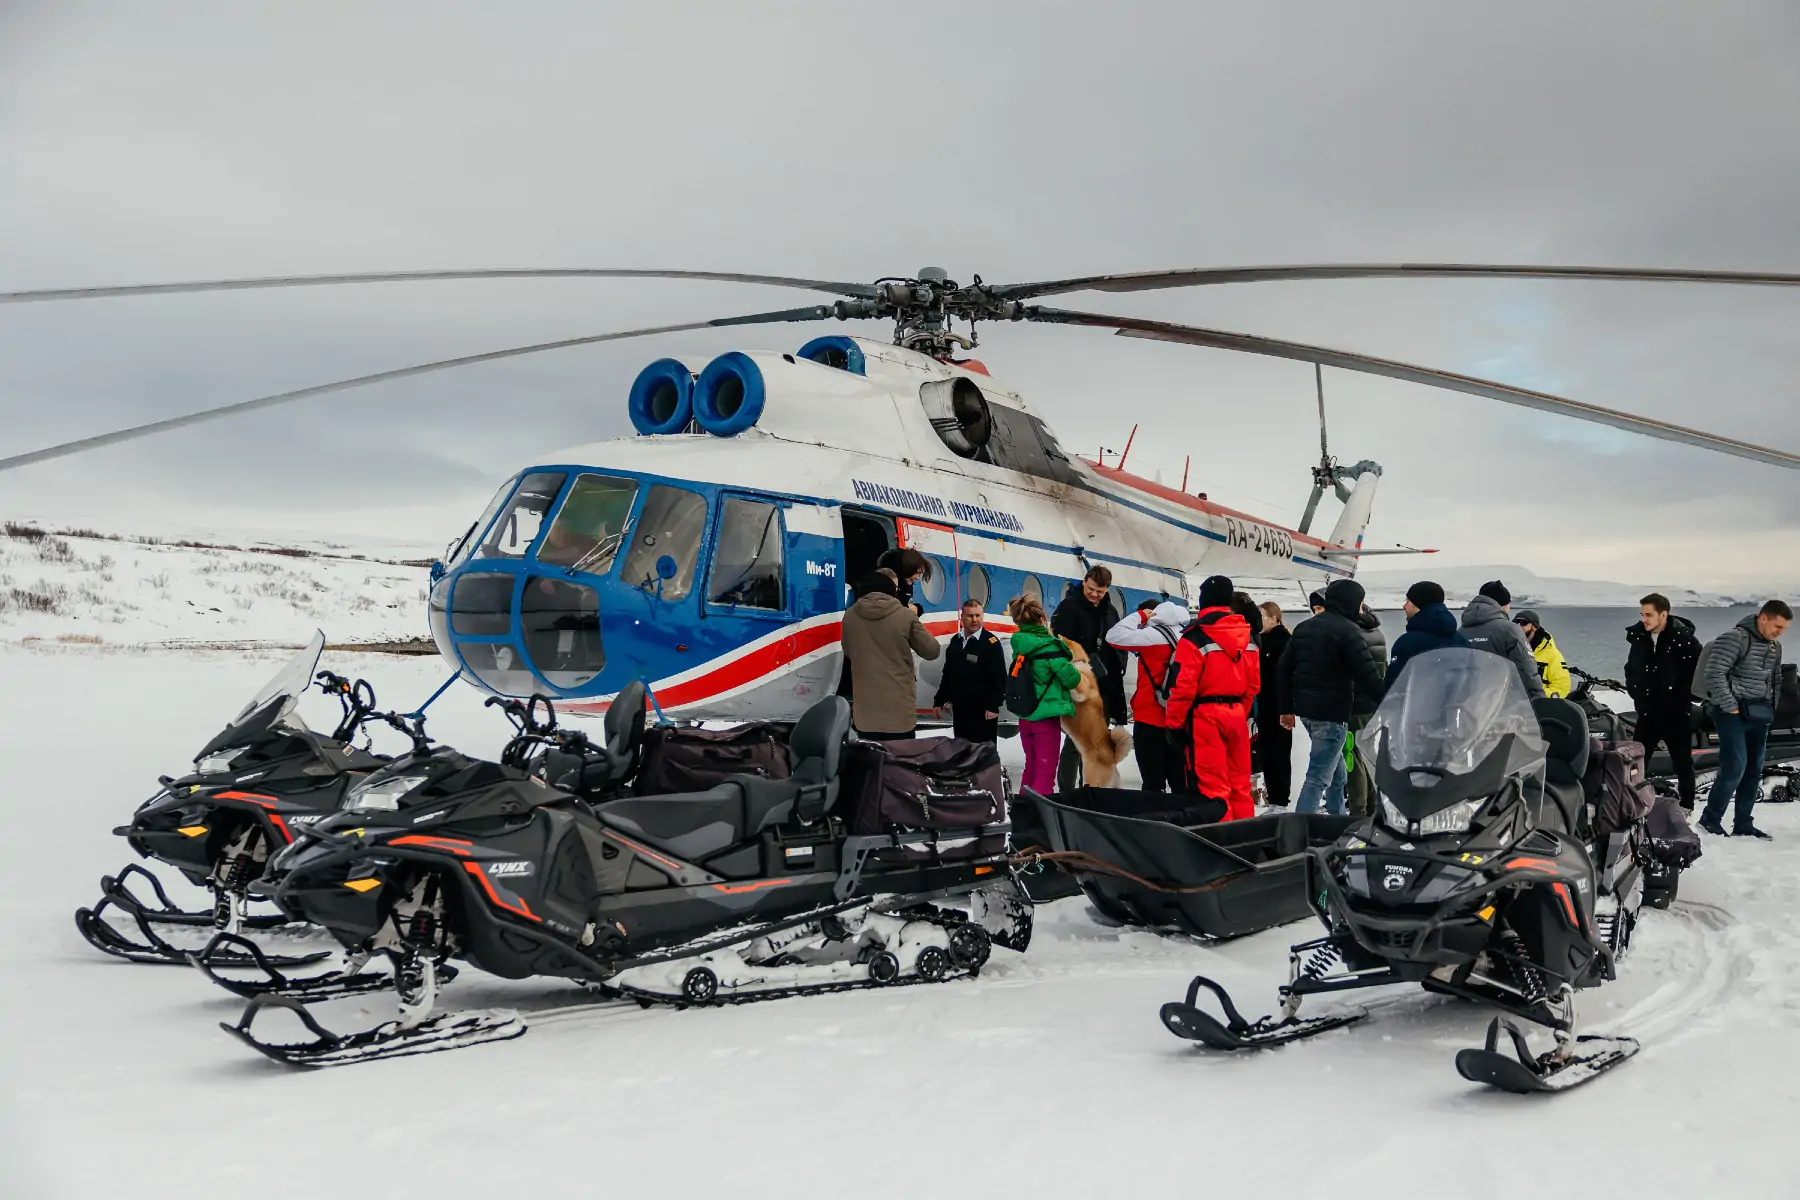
[484,861,534,878]
[287,814,324,826]
[1382,864,1412,892]
[805,560,837,578]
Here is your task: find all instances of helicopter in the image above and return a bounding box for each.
[4,262,1798,722]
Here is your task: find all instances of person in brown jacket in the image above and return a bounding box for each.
[841,568,941,739]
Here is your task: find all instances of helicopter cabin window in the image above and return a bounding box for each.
[537,473,640,574]
[918,556,948,607]
[619,484,707,601]
[707,496,786,611]
[449,478,519,566]
[964,562,990,609]
[477,472,567,560]
[450,572,514,636]
[1021,574,1044,606]
[522,576,605,688]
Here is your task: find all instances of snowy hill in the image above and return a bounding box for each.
[1355,564,1741,609]
[0,521,431,648]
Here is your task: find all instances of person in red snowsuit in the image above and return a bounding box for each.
[1164,575,1261,821]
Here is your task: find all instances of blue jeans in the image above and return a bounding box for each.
[1702,706,1771,831]
[1296,718,1349,816]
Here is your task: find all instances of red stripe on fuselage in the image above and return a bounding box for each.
[1086,460,1331,549]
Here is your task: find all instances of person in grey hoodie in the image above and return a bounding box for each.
[1698,600,1792,839]
[1459,580,1545,700]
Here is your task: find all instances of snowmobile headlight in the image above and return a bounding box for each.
[1417,799,1482,836]
[196,747,248,775]
[1380,797,1482,836]
[344,774,428,812]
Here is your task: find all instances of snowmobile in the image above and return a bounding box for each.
[1569,663,1800,778]
[1158,649,1656,1094]
[221,688,1028,1067]
[1021,788,1355,938]
[75,631,405,968]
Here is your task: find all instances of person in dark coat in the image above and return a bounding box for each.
[1344,603,1387,818]
[1256,602,1293,807]
[1624,592,1703,809]
[1460,580,1545,699]
[1052,565,1127,788]
[1387,581,1469,684]
[1277,578,1386,816]
[933,598,1007,744]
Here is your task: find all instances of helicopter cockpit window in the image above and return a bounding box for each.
[477,471,567,560]
[522,576,605,688]
[707,496,786,611]
[620,484,707,601]
[537,473,640,574]
[448,479,515,567]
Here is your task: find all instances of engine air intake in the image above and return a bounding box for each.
[628,359,695,436]
[694,352,766,436]
[796,335,866,375]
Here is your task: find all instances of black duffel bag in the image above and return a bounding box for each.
[846,737,1007,860]
[636,722,790,794]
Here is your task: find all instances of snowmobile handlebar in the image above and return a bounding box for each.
[316,671,380,743]
[1568,664,1627,692]
[485,693,558,736]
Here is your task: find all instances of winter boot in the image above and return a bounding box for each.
[1698,817,1727,836]
[1733,823,1774,841]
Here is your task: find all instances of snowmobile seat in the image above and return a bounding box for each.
[598,698,852,861]
[1533,697,1590,834]
[541,680,647,797]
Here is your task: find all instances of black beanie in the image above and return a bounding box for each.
[1406,581,1445,608]
[1479,580,1512,606]
[1307,590,1327,610]
[1198,575,1235,609]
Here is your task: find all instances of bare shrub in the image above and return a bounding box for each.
[4,522,45,541]
[57,633,103,645]
[5,584,68,614]
[36,537,75,564]
[147,570,172,589]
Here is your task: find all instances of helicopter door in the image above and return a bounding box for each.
[896,517,958,720]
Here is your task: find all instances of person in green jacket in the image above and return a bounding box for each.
[1008,594,1083,794]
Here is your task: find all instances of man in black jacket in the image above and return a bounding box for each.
[1052,565,1127,788]
[1277,578,1386,815]
[1626,592,1704,808]
[934,598,1007,744]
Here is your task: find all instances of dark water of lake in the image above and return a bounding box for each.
[1371,605,1764,681]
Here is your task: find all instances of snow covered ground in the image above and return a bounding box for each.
[5,644,1800,1199]
[0,522,429,646]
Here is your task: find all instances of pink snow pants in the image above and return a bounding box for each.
[1020,717,1063,796]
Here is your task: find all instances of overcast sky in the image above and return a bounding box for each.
[2,2,1798,590]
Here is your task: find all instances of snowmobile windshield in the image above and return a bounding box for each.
[1361,648,1545,780]
[230,630,326,731]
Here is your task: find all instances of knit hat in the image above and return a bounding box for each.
[1307,590,1327,610]
[1513,609,1543,628]
[1479,579,1512,606]
[1405,581,1445,608]
[1198,574,1235,609]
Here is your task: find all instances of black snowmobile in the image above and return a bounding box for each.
[221,688,1028,1067]
[75,632,403,968]
[1159,649,1658,1094]
[1569,663,1800,779]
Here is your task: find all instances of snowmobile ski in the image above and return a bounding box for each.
[186,932,404,1000]
[1159,974,1365,1050]
[223,991,527,1068]
[1454,1017,1640,1094]
[75,867,327,967]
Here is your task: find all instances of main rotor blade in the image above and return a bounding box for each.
[0,269,878,304]
[0,305,834,474]
[1027,306,1800,471]
[995,263,1800,300]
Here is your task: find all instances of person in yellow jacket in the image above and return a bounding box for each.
[1513,610,1572,698]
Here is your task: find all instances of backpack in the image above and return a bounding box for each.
[1004,642,1071,719]
[1582,738,1657,838]
[1147,625,1181,708]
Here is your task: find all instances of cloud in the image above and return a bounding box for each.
[1,1,1797,585]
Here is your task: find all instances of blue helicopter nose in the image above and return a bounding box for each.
[430,562,623,697]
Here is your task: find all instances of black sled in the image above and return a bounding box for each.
[1022,787,1354,938]
[1159,651,1667,1094]
[225,689,1029,1068]
[75,632,408,969]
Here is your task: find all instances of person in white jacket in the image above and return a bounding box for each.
[1106,598,1193,792]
